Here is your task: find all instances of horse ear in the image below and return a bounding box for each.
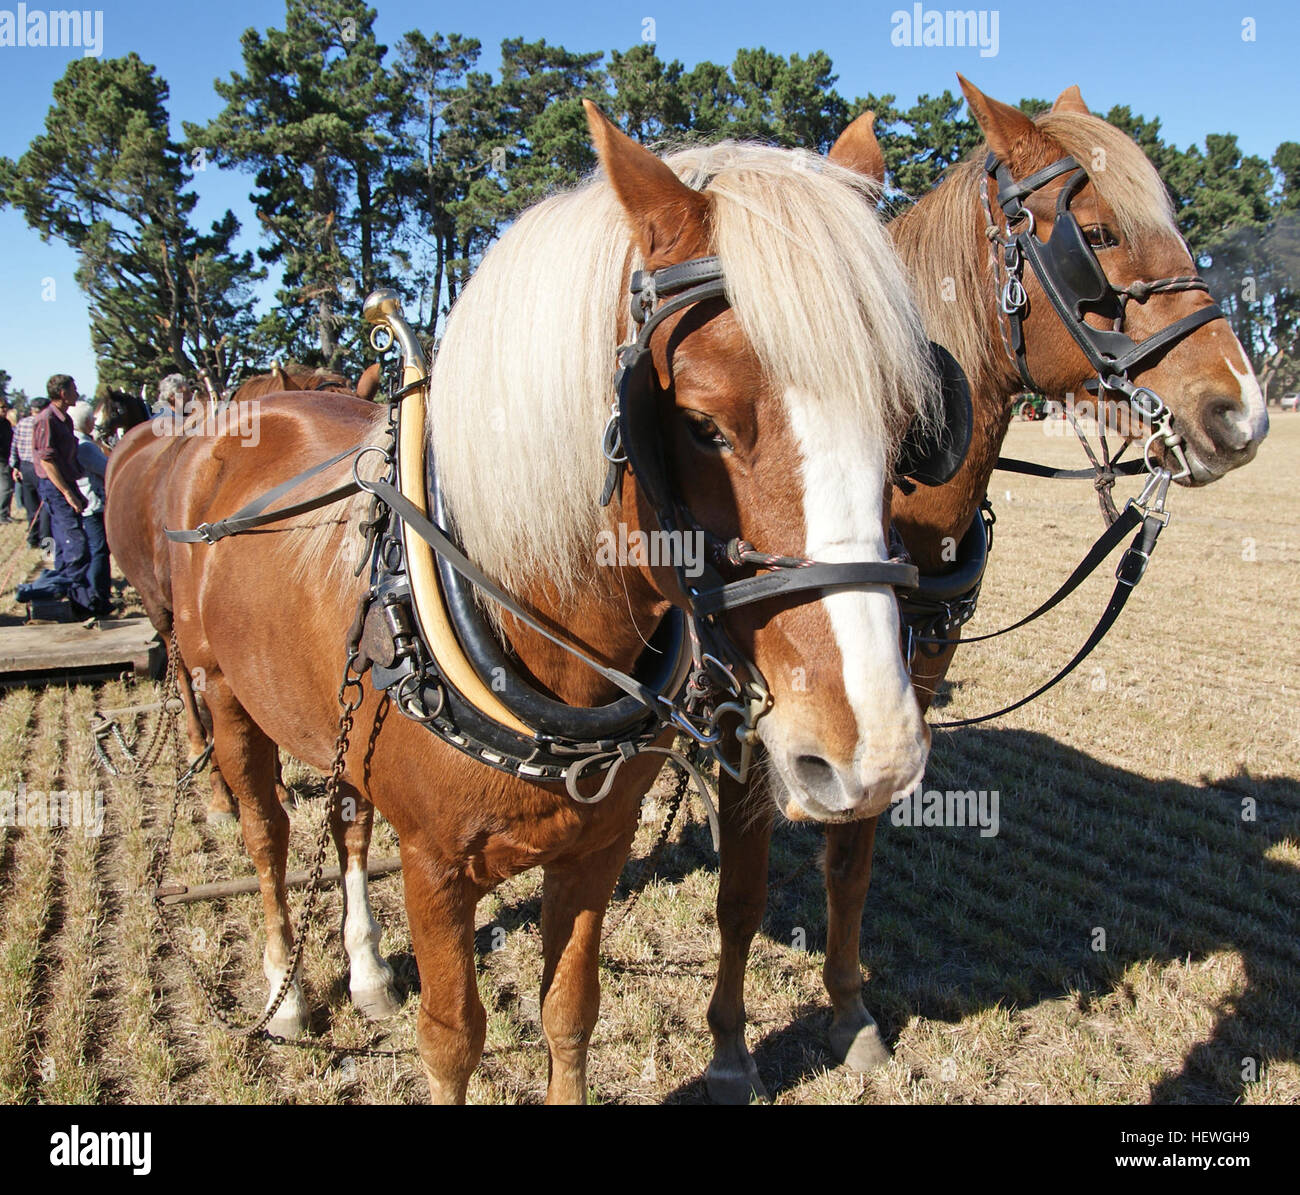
[1051,85,1090,115]
[272,360,287,389]
[828,110,886,184]
[355,362,381,401]
[582,99,710,271]
[957,74,1054,170]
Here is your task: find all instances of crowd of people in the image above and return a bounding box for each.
[9,374,114,619]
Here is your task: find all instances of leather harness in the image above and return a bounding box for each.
[165,264,948,824]
[898,147,1220,725]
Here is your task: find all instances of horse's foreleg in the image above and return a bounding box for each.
[329,782,399,1019]
[818,638,957,1070]
[539,825,638,1105]
[204,673,308,1037]
[705,771,773,1104]
[822,817,890,1071]
[401,842,484,1104]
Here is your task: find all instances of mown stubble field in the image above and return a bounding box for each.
[0,413,1296,1105]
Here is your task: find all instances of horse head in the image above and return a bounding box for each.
[581,105,938,821]
[954,76,1267,484]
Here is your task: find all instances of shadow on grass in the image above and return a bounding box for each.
[649,727,1299,1105]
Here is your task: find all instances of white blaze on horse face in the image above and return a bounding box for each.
[1224,355,1269,448]
[765,387,929,819]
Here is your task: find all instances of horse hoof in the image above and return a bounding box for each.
[705,1062,769,1105]
[267,1011,308,1041]
[829,1018,892,1073]
[352,983,402,1021]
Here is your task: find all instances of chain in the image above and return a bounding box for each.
[91,632,185,779]
[601,761,690,944]
[150,646,365,1041]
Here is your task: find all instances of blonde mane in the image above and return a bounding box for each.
[891,109,1179,395]
[428,141,938,599]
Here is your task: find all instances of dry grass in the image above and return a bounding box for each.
[0,415,1295,1105]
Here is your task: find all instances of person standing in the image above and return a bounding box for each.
[0,399,13,522]
[11,396,51,548]
[31,375,95,617]
[70,402,111,616]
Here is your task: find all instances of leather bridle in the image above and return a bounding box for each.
[982,151,1223,479]
[599,255,923,779]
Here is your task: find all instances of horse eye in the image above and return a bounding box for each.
[683,411,732,451]
[1084,225,1119,249]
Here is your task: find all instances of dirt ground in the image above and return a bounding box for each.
[0,412,1296,1105]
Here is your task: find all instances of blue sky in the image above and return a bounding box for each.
[0,0,1296,397]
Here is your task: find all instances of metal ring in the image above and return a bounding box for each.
[1129,387,1165,421]
[369,325,393,353]
[352,443,394,488]
[700,652,742,699]
[601,411,627,465]
[1007,209,1035,236]
[1001,277,1028,314]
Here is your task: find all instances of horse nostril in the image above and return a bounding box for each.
[793,754,836,794]
[1203,397,1250,453]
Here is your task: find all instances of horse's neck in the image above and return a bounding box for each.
[891,185,1022,572]
[503,569,668,708]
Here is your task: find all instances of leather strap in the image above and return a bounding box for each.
[366,479,671,714]
[691,559,919,617]
[165,446,362,544]
[994,456,1147,480]
[929,509,1164,727]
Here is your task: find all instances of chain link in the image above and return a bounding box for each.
[147,642,370,1042]
[601,761,690,944]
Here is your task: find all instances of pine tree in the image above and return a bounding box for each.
[187,0,409,368]
[0,53,259,390]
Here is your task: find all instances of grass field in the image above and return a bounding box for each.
[0,413,1296,1105]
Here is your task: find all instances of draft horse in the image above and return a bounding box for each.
[111,104,952,1103]
[703,77,1269,1102]
[105,362,382,823]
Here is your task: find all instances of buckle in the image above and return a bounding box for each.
[195,522,218,545]
[1115,546,1150,588]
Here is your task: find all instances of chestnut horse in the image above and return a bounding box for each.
[114,104,943,1102]
[703,77,1269,1102]
[105,362,381,822]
